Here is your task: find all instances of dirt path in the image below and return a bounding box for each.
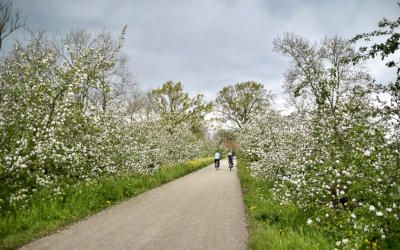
[21,159,248,250]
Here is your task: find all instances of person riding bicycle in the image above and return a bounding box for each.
[228,152,234,169]
[214,152,221,169]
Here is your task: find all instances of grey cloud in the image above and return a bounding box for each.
[11,0,400,107]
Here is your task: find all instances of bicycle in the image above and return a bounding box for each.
[215,159,220,170]
[228,160,233,171]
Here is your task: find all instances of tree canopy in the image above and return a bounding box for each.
[215,81,273,129]
[151,81,212,133]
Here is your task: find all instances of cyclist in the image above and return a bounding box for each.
[214,151,221,169]
[228,152,234,170]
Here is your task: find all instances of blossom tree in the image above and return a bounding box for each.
[238,33,400,249]
[0,28,212,212]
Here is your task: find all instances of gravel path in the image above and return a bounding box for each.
[21,159,248,250]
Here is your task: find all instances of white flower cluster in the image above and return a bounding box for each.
[0,32,210,211]
[239,102,399,248]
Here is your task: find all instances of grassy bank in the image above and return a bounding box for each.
[237,158,332,250]
[0,157,213,249]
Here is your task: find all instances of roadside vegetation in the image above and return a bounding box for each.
[237,157,332,250]
[234,13,400,250]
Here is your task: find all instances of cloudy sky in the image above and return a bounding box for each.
[8,0,400,109]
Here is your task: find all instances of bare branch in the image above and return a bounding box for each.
[0,0,25,50]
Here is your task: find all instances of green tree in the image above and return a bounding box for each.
[215,81,273,129]
[213,129,238,151]
[151,81,212,133]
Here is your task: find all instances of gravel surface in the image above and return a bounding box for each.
[21,159,248,250]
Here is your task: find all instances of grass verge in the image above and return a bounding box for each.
[0,157,213,250]
[237,158,332,250]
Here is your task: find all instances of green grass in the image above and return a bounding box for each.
[0,157,213,250]
[237,158,332,250]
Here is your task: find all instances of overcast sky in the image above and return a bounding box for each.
[8,0,400,109]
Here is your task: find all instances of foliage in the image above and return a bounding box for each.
[0,157,213,249]
[212,129,238,152]
[151,81,212,134]
[236,157,331,250]
[215,81,273,128]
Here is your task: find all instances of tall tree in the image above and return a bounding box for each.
[151,81,212,132]
[126,91,152,122]
[0,0,24,50]
[273,33,372,152]
[53,26,130,112]
[215,81,273,129]
[213,129,238,150]
[273,33,370,113]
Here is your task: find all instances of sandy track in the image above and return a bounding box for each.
[21,159,248,250]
